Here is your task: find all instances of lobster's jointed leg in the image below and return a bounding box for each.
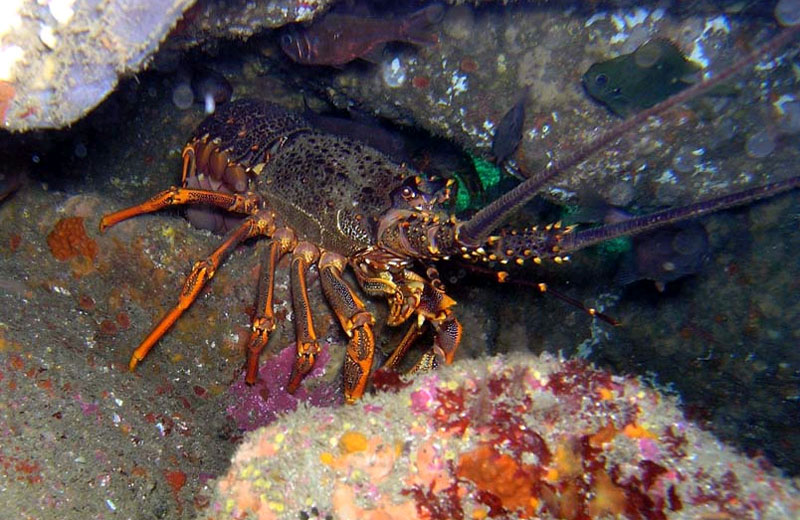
[430,311,462,365]
[388,274,462,367]
[128,211,276,371]
[180,143,196,186]
[98,187,261,231]
[319,252,376,403]
[382,320,424,372]
[287,242,322,393]
[243,228,297,384]
[381,306,461,375]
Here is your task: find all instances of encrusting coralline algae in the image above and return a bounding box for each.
[201,353,800,520]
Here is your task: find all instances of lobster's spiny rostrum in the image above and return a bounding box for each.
[99,26,800,403]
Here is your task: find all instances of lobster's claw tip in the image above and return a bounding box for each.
[286,368,305,394]
[287,348,317,394]
[433,315,462,366]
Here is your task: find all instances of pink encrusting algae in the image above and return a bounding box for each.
[199,353,800,520]
[226,343,342,431]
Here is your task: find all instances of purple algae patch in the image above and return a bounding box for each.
[226,342,343,431]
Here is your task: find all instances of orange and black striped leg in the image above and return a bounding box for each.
[180,144,196,186]
[410,276,462,365]
[129,211,275,372]
[319,252,376,403]
[430,310,463,365]
[99,187,262,231]
[286,242,321,393]
[243,228,297,384]
[354,270,422,327]
[406,350,437,375]
[382,320,424,372]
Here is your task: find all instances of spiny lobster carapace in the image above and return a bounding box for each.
[99,26,800,403]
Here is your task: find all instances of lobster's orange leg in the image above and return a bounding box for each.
[129,212,276,371]
[382,320,424,372]
[243,228,296,384]
[286,242,321,393]
[431,310,462,365]
[99,187,261,232]
[319,252,376,403]
[180,144,196,186]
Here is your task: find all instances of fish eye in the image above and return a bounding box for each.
[281,34,294,46]
[594,73,608,87]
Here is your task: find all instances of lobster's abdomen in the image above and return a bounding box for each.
[182,99,310,234]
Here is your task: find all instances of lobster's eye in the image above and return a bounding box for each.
[594,73,608,87]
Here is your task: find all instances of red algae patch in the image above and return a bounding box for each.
[165,469,187,493]
[411,75,430,89]
[47,216,98,262]
[459,57,479,73]
[457,443,539,516]
[199,354,800,520]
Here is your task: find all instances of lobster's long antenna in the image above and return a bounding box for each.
[559,175,800,254]
[457,25,800,245]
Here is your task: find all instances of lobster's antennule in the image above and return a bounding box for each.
[558,175,800,254]
[457,25,800,245]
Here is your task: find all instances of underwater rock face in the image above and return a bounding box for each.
[0,0,335,131]
[301,2,798,211]
[1,0,195,131]
[201,354,800,520]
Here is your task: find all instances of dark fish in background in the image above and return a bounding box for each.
[190,66,233,114]
[492,86,529,179]
[616,218,711,292]
[280,3,445,66]
[302,104,409,163]
[583,39,701,117]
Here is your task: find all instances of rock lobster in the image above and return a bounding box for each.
[99,26,800,403]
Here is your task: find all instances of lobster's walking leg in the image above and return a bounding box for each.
[287,242,321,393]
[390,274,462,366]
[99,187,261,231]
[430,311,463,365]
[382,287,462,371]
[414,268,463,365]
[243,228,297,384]
[180,144,196,185]
[319,252,376,403]
[129,211,276,371]
[382,320,424,371]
